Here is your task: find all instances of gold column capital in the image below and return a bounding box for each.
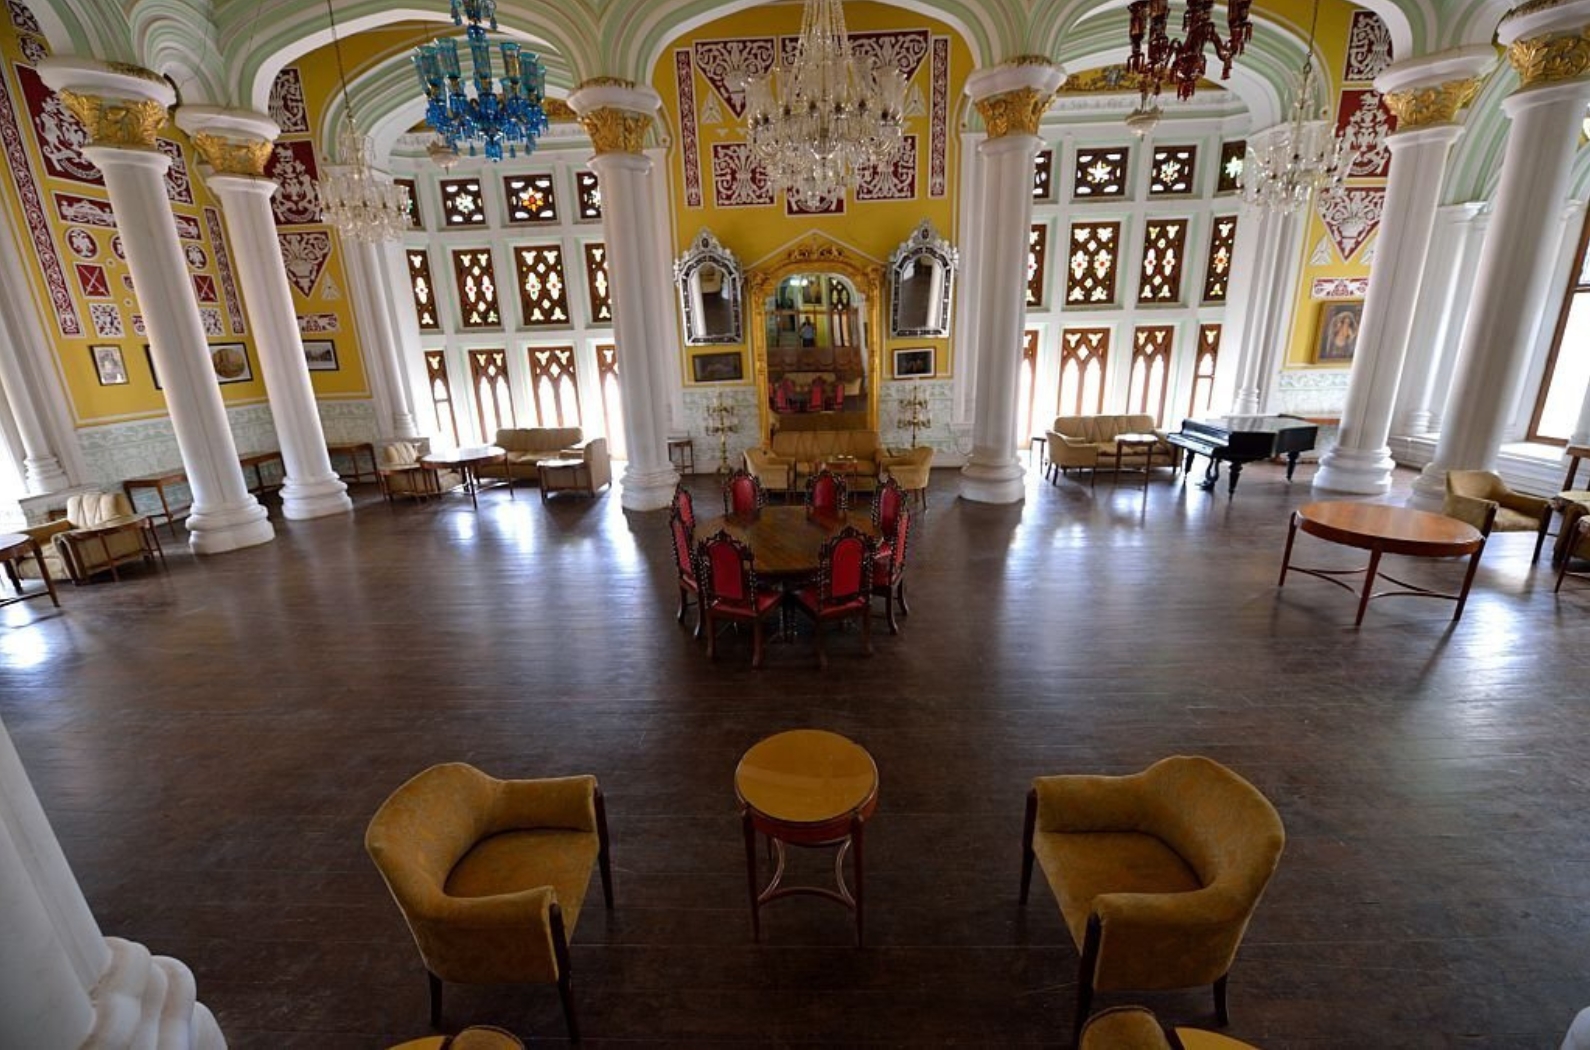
[191,132,272,176]
[579,106,651,154]
[973,86,1054,138]
[58,90,167,149]
[576,76,638,92]
[1507,27,1590,86]
[543,98,578,123]
[1384,77,1486,127]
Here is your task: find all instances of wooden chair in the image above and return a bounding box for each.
[696,529,783,668]
[671,481,695,531]
[805,469,849,517]
[872,477,907,537]
[668,508,703,637]
[723,469,766,517]
[791,526,874,669]
[871,505,912,635]
[1443,469,1551,564]
[808,376,828,412]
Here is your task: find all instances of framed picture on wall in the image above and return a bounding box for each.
[143,344,162,390]
[692,350,743,383]
[1314,301,1363,363]
[303,339,339,371]
[90,344,128,386]
[893,347,935,379]
[210,342,253,384]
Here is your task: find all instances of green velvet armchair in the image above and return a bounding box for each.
[1019,756,1285,1042]
[365,763,613,1041]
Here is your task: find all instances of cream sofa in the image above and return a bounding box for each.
[1044,414,1178,482]
[476,427,585,483]
[745,429,881,498]
[539,437,612,499]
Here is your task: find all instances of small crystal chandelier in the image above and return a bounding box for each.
[1127,0,1253,103]
[311,0,411,242]
[742,0,908,210]
[413,0,549,162]
[1239,0,1356,212]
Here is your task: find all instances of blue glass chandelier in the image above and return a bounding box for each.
[413,0,548,162]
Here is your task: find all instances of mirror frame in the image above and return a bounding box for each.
[888,219,958,339]
[748,234,884,447]
[673,228,743,345]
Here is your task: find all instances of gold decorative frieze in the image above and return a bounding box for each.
[578,76,637,91]
[103,61,166,85]
[1384,77,1484,127]
[974,86,1054,138]
[1507,28,1590,86]
[543,98,577,123]
[192,132,272,175]
[1008,54,1060,68]
[580,106,650,154]
[1507,0,1573,21]
[58,91,167,149]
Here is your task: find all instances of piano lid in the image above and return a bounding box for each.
[1190,414,1317,433]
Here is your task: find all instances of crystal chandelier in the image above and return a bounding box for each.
[311,0,411,242]
[413,0,548,161]
[1127,0,1253,102]
[1239,0,1356,212]
[742,0,908,210]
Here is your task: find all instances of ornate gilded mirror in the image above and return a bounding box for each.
[888,219,958,339]
[748,235,884,444]
[674,229,742,345]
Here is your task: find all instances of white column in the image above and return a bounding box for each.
[39,59,272,553]
[951,130,986,434]
[960,61,1065,504]
[570,81,679,511]
[0,309,70,493]
[1410,4,1590,509]
[1315,54,1492,494]
[374,243,423,439]
[1394,202,1487,436]
[1225,201,1306,415]
[0,713,226,1047]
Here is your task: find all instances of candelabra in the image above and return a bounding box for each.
[899,387,931,448]
[704,392,739,474]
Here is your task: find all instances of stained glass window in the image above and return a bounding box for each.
[583,243,612,324]
[395,178,422,229]
[1073,147,1129,199]
[528,345,582,427]
[440,178,487,227]
[408,249,442,332]
[1033,149,1054,200]
[1150,146,1197,195]
[504,173,557,223]
[597,342,622,453]
[1028,224,1049,307]
[576,170,603,220]
[1217,141,1246,195]
[1058,328,1109,416]
[1203,216,1238,303]
[1138,219,1189,304]
[1128,325,1174,424]
[1065,221,1121,305]
[469,348,515,438]
[513,245,571,327]
[1190,324,1221,417]
[423,350,459,447]
[450,248,501,329]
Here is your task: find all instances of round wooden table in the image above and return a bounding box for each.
[696,506,877,580]
[421,445,512,510]
[736,728,879,946]
[1278,500,1486,626]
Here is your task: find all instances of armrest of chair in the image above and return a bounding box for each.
[24,519,71,545]
[1443,492,1498,534]
[1049,431,1093,450]
[1031,773,1147,833]
[1497,489,1551,520]
[1087,887,1253,988]
[496,774,598,833]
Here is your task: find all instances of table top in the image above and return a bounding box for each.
[0,532,33,554]
[1297,500,1483,554]
[697,506,877,577]
[736,729,878,826]
[327,441,376,452]
[123,469,187,486]
[1174,1029,1262,1050]
[65,514,147,538]
[1116,432,1160,445]
[238,450,283,466]
[423,445,506,467]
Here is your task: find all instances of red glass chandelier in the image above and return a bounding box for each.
[1127,0,1253,102]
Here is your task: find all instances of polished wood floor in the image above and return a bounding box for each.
[4,459,1590,1048]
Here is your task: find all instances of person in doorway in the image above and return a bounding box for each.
[799,319,816,347]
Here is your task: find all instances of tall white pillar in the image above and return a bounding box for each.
[177,107,351,520]
[0,308,70,493]
[960,60,1065,504]
[951,129,987,433]
[570,80,679,511]
[1410,4,1590,509]
[1225,201,1306,415]
[1394,202,1487,437]
[1315,53,1492,495]
[0,712,226,1047]
[39,59,272,553]
[342,237,422,442]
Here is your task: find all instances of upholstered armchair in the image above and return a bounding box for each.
[22,492,146,584]
[743,447,796,501]
[1443,469,1551,563]
[541,438,612,499]
[365,763,613,1042]
[378,441,459,503]
[1019,755,1285,1041]
[879,446,934,509]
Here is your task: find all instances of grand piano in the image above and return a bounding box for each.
[1165,415,1319,496]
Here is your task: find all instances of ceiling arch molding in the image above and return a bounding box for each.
[30,0,138,63]
[1434,0,1512,51]
[1444,64,1515,206]
[128,0,227,104]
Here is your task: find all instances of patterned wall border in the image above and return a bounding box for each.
[0,59,81,335]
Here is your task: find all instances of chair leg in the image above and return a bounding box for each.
[1073,915,1102,1046]
[594,787,614,908]
[896,578,910,617]
[813,617,828,670]
[551,904,580,1042]
[427,971,442,1029]
[1019,789,1036,904]
[1213,973,1230,1027]
[884,587,899,635]
[1535,518,1551,564]
[860,605,873,656]
[704,610,717,661]
[751,617,765,669]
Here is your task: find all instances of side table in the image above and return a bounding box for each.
[668,437,695,475]
[1108,432,1161,492]
[59,514,164,584]
[327,441,379,484]
[0,532,59,611]
[122,469,189,538]
[538,457,591,500]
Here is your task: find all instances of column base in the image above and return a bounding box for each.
[1312,445,1396,496]
[22,455,70,494]
[959,454,1026,504]
[390,412,421,440]
[280,475,353,520]
[619,462,680,512]
[1231,389,1262,415]
[1407,463,1450,512]
[185,499,274,555]
[88,938,225,1050]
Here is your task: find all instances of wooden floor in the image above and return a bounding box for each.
[4,459,1590,1049]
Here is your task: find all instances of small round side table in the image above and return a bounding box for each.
[735,728,878,946]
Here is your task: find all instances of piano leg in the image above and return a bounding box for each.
[1197,457,1221,492]
[1227,461,1244,497]
[1285,451,1302,482]
[1181,450,1199,481]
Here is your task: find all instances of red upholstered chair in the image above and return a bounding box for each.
[872,476,906,537]
[696,530,783,668]
[808,377,828,412]
[671,482,695,531]
[723,469,766,517]
[871,506,912,635]
[773,377,796,414]
[831,383,845,411]
[791,525,874,669]
[805,469,849,517]
[668,508,702,638]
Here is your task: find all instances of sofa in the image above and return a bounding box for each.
[476,427,585,483]
[1044,414,1178,482]
[745,429,881,498]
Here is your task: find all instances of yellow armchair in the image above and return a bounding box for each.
[743,447,797,500]
[1019,756,1285,1041]
[879,446,934,509]
[365,763,613,1041]
[1443,469,1551,563]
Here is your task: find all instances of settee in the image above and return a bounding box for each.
[1044,414,1178,482]
[475,427,585,483]
[744,429,881,498]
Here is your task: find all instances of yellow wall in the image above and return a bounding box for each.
[652,3,973,388]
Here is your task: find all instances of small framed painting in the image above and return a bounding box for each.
[893,347,935,379]
[90,344,128,386]
[210,342,253,384]
[303,339,339,371]
[692,350,743,383]
[1314,300,1362,363]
